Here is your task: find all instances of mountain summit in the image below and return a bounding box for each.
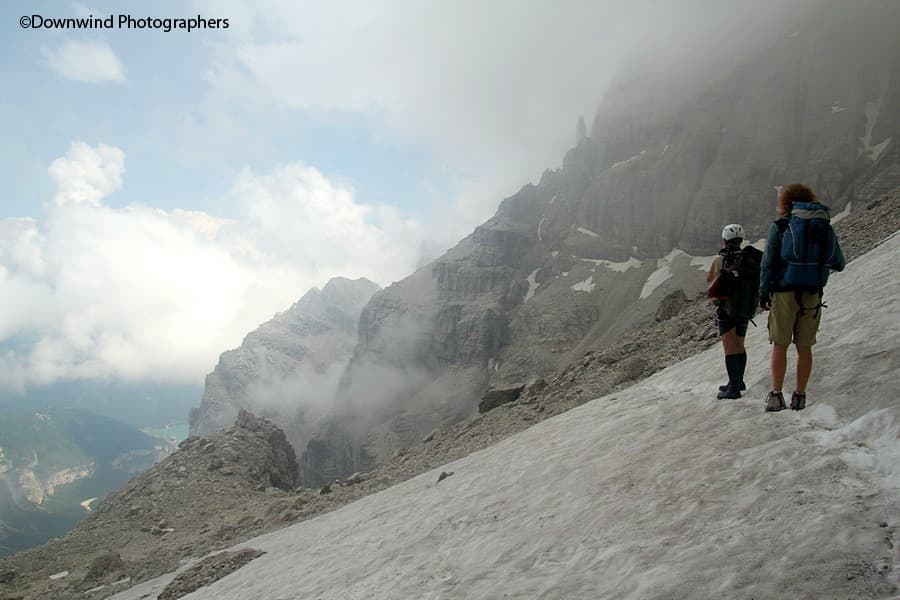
[189,276,380,455]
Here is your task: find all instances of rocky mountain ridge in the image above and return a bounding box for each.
[189,277,380,457]
[297,0,900,484]
[2,189,895,600]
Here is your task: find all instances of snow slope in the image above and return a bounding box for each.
[117,233,900,599]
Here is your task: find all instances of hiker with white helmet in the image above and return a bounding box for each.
[707,223,763,399]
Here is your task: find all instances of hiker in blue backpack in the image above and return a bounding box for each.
[707,224,763,399]
[759,183,846,412]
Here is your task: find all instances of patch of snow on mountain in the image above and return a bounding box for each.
[537,217,545,241]
[581,257,642,273]
[868,138,892,162]
[524,269,540,303]
[610,150,646,170]
[859,97,892,161]
[640,248,687,299]
[689,254,716,272]
[576,227,599,237]
[832,202,852,224]
[570,275,594,293]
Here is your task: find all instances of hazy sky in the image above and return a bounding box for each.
[0,0,816,388]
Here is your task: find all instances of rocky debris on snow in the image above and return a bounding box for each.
[478,385,526,413]
[158,549,265,600]
[437,471,454,483]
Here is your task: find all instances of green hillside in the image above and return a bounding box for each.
[0,407,165,557]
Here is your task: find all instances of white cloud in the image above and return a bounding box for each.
[42,39,126,83]
[230,163,423,281]
[48,141,125,206]
[193,0,815,240]
[193,0,627,237]
[0,143,424,388]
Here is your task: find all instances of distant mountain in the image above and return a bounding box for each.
[0,381,201,430]
[0,408,172,557]
[189,277,380,459]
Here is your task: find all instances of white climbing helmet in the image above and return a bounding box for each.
[722,223,744,241]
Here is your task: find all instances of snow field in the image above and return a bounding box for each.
[116,233,900,599]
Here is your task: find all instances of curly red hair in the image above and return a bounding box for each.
[777,183,818,217]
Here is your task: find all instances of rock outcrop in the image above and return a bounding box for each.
[158,549,265,600]
[478,385,526,414]
[189,277,380,455]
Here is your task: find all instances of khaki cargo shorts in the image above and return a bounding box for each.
[767,291,822,347]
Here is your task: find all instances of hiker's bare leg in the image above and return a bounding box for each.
[722,328,741,355]
[771,343,788,390]
[796,345,812,392]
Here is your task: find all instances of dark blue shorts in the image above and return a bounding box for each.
[716,307,749,337]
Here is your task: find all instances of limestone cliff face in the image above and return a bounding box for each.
[15,464,94,506]
[581,3,899,257]
[298,2,900,485]
[189,277,380,455]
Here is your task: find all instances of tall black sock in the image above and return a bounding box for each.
[725,354,740,387]
[736,352,747,386]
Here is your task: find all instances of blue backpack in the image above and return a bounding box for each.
[779,201,837,291]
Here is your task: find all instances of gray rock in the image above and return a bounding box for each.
[158,549,265,600]
[655,289,688,322]
[189,278,381,461]
[478,385,527,413]
[81,551,125,584]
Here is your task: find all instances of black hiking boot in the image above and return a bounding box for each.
[718,382,746,392]
[717,385,742,400]
[790,391,807,411]
[765,391,786,412]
